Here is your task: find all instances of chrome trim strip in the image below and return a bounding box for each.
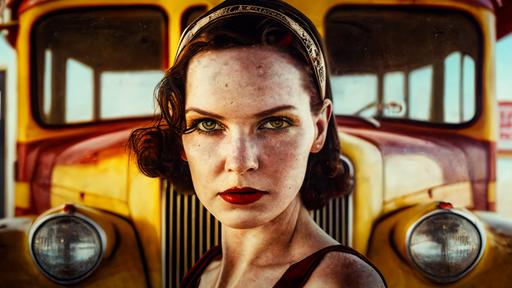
[28,211,107,285]
[339,154,354,247]
[405,208,487,283]
[347,190,353,247]
[199,198,204,257]
[161,180,169,288]
[191,196,196,263]
[183,194,189,272]
[176,193,182,285]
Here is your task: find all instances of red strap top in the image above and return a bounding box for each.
[180,245,387,288]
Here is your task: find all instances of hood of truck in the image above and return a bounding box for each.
[16,123,140,215]
[340,125,494,211]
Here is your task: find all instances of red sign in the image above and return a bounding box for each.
[499,101,512,151]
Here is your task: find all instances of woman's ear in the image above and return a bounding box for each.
[181,150,188,161]
[310,99,332,153]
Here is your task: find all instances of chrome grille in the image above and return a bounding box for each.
[165,183,222,287]
[163,180,351,288]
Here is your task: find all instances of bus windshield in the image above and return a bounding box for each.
[33,8,166,125]
[326,7,481,125]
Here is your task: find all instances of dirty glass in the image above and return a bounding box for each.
[326,8,481,124]
[33,8,166,125]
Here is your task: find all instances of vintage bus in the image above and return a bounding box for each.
[0,0,511,287]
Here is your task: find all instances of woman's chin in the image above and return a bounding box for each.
[216,211,272,230]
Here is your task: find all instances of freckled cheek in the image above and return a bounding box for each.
[182,137,223,173]
[259,135,311,172]
[258,138,310,198]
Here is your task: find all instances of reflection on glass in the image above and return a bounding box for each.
[100,71,161,119]
[443,52,476,123]
[43,50,52,118]
[444,52,462,123]
[409,65,433,121]
[331,74,377,116]
[384,71,405,118]
[463,56,475,121]
[66,59,93,123]
[496,34,512,101]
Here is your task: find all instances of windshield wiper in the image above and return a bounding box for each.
[353,101,405,128]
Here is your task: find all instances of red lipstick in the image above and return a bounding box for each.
[218,187,266,205]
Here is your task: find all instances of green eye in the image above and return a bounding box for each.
[260,118,291,129]
[198,120,222,131]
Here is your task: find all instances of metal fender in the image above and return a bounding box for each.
[367,202,512,287]
[0,204,148,287]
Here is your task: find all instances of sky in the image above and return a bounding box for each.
[497,34,512,101]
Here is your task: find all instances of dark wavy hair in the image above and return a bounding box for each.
[129,13,352,210]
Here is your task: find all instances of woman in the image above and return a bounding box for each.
[130,0,387,287]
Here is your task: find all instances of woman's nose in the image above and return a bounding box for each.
[224,133,259,174]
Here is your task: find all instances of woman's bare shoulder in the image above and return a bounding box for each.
[305,250,386,288]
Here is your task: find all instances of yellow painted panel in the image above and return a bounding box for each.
[339,130,384,254]
[384,154,445,201]
[383,182,474,213]
[127,158,162,288]
[52,155,129,202]
[487,181,496,203]
[51,186,130,217]
[15,182,31,209]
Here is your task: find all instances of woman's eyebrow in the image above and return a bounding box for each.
[185,108,225,120]
[254,105,297,117]
[185,105,297,119]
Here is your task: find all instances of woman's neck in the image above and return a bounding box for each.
[214,197,337,287]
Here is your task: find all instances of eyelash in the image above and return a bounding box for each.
[259,116,293,130]
[184,116,294,135]
[183,118,224,135]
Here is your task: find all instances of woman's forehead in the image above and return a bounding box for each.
[185,47,311,113]
[188,46,300,77]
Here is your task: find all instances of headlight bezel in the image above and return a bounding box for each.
[405,208,486,283]
[28,211,107,285]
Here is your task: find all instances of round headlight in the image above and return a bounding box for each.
[407,210,485,283]
[29,213,106,284]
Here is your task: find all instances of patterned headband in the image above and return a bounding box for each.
[175,4,327,99]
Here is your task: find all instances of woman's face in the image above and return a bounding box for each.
[182,46,330,229]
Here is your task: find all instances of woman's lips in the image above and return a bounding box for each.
[218,187,266,205]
